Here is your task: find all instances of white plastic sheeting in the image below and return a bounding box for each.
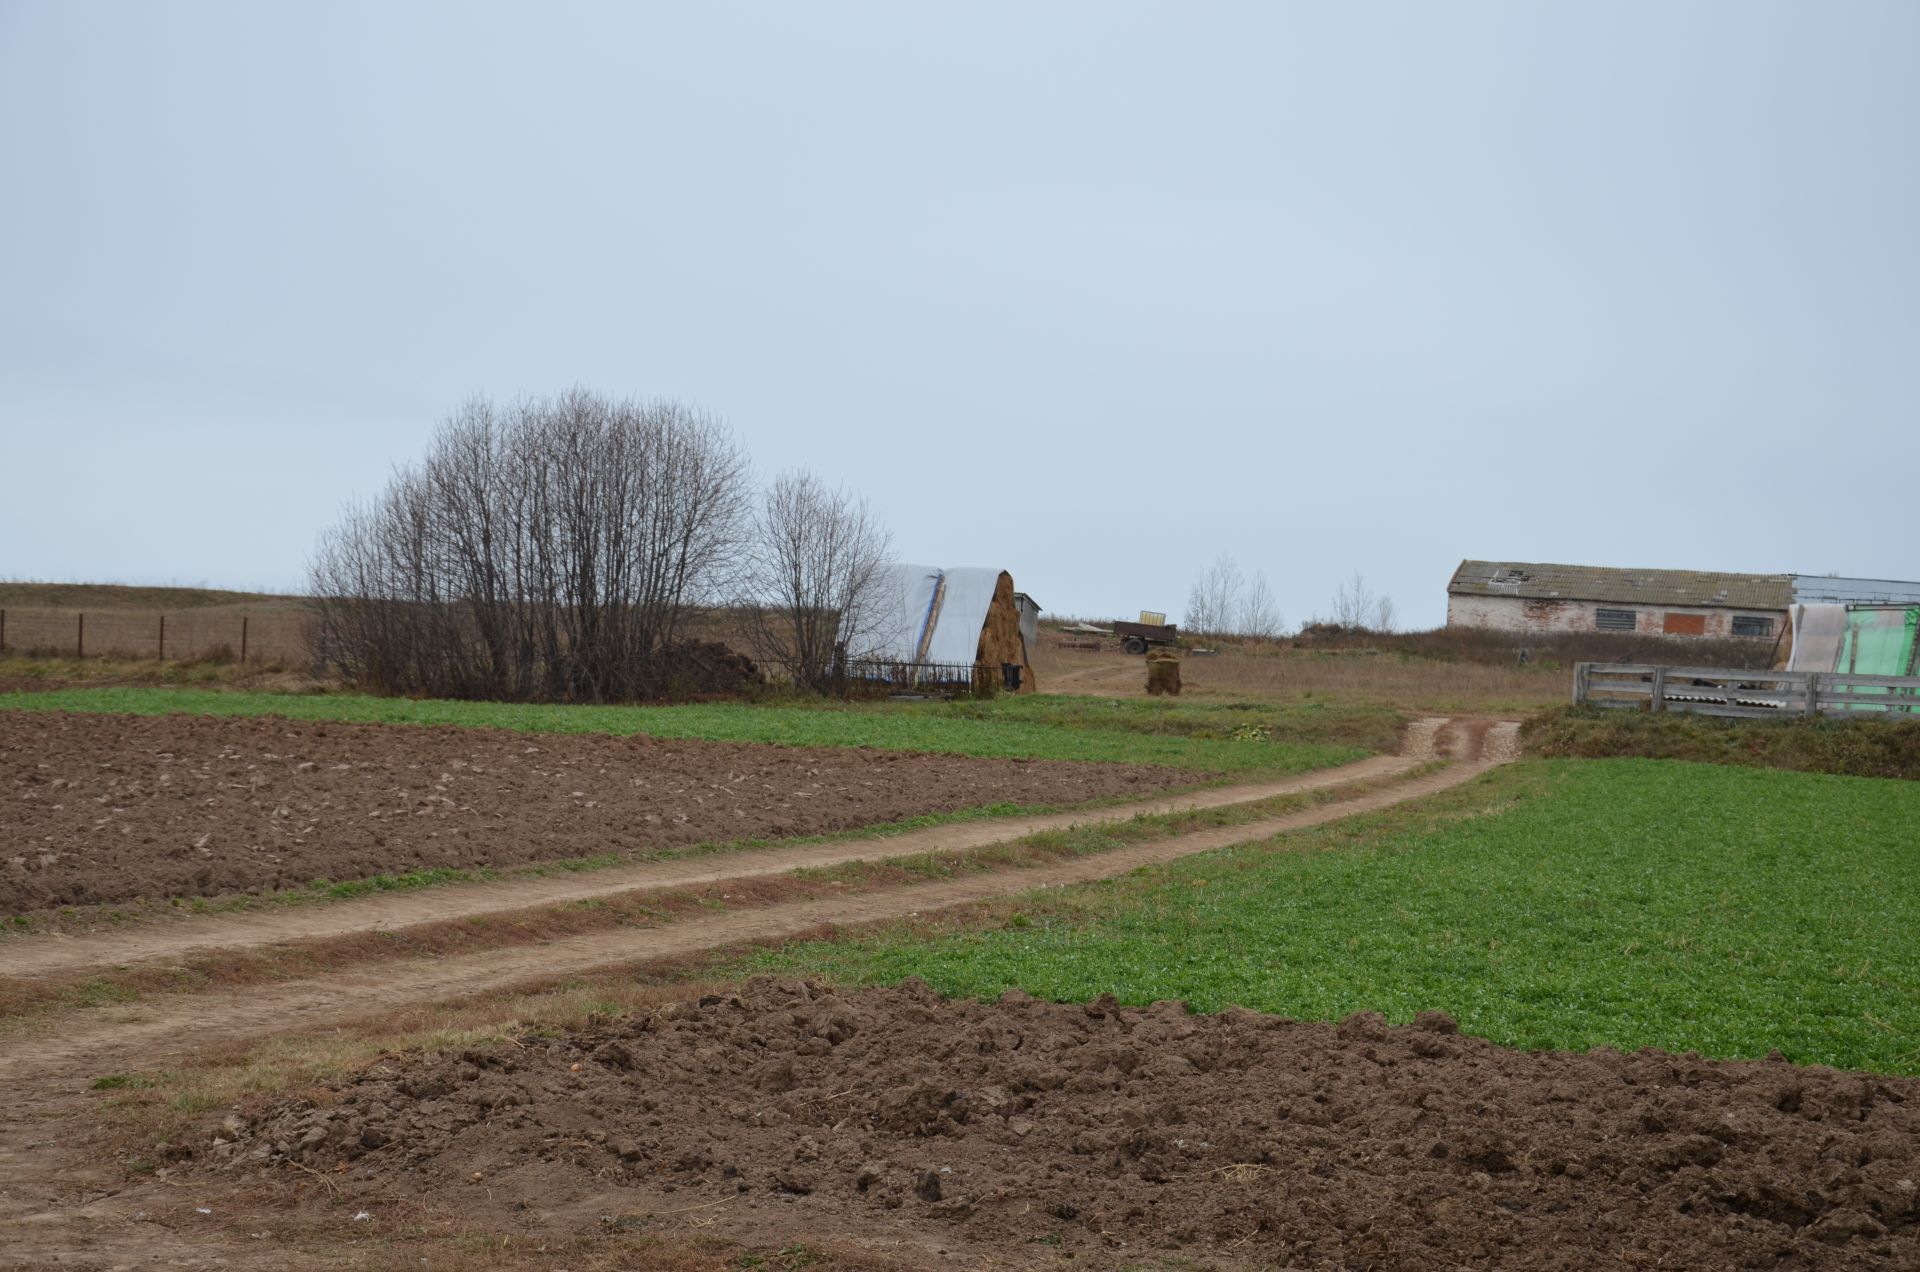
[1788,604,1849,673]
[854,564,943,661]
[844,564,1012,672]
[923,568,1001,665]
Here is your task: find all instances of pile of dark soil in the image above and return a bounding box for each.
[660,639,763,697]
[1,713,1194,911]
[217,980,1920,1269]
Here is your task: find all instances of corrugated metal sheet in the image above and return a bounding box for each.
[1791,576,1920,607]
[1013,592,1041,654]
[1449,560,1793,611]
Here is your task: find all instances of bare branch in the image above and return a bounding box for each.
[737,470,893,689]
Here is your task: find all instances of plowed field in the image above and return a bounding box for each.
[1,711,1193,912]
[220,978,1920,1269]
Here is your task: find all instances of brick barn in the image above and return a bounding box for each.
[1446,561,1791,641]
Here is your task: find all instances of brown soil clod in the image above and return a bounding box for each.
[207,979,1920,1269]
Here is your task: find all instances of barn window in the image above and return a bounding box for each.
[1595,608,1637,632]
[1732,616,1773,638]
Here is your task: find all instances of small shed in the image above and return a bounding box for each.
[1012,591,1042,656]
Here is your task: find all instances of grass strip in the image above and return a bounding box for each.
[0,686,1378,774]
[1524,704,1920,781]
[734,758,1920,1075]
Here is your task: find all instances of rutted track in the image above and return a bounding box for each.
[1,754,1415,980]
[0,749,1507,1082]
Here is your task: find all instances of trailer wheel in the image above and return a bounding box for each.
[1122,636,1148,655]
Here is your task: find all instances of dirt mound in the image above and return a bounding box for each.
[1,713,1195,912]
[661,639,763,697]
[216,980,1920,1268]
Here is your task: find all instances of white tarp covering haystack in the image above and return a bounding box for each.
[922,567,1002,664]
[860,564,943,663]
[842,563,1035,691]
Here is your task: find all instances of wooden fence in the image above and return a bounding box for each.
[0,607,311,665]
[1573,662,1920,718]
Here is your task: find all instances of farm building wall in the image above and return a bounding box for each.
[1446,594,1787,640]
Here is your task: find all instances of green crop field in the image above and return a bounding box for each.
[0,687,1380,776]
[739,758,1920,1073]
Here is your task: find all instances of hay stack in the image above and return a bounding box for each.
[1146,649,1181,696]
[974,571,1037,693]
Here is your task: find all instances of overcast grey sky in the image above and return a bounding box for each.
[3,1,1914,627]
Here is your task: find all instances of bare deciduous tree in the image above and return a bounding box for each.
[1186,552,1285,639]
[1328,569,1397,632]
[1185,552,1244,639]
[308,389,750,702]
[1237,570,1285,640]
[739,469,892,690]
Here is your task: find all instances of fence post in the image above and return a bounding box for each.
[158,614,166,661]
[1804,672,1821,717]
[77,613,84,659]
[241,615,249,666]
[1571,662,1590,705]
[1649,666,1668,714]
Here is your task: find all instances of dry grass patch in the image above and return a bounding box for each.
[0,653,325,695]
[1033,643,1563,712]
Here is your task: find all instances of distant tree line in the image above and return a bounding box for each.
[1183,556,1396,639]
[308,389,890,702]
[1184,552,1283,640]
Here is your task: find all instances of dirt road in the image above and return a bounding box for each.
[2,754,1415,980]
[0,718,1519,1269]
[0,757,1496,1084]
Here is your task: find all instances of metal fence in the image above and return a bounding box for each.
[1573,662,1920,717]
[0,607,311,665]
[827,658,1023,699]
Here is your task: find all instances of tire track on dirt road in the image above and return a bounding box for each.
[2,754,1424,980]
[0,740,1514,1085]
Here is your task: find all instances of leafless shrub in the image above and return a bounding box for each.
[1327,570,1396,632]
[1185,552,1284,639]
[1237,571,1285,640]
[1185,553,1242,639]
[737,470,892,690]
[307,389,749,702]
